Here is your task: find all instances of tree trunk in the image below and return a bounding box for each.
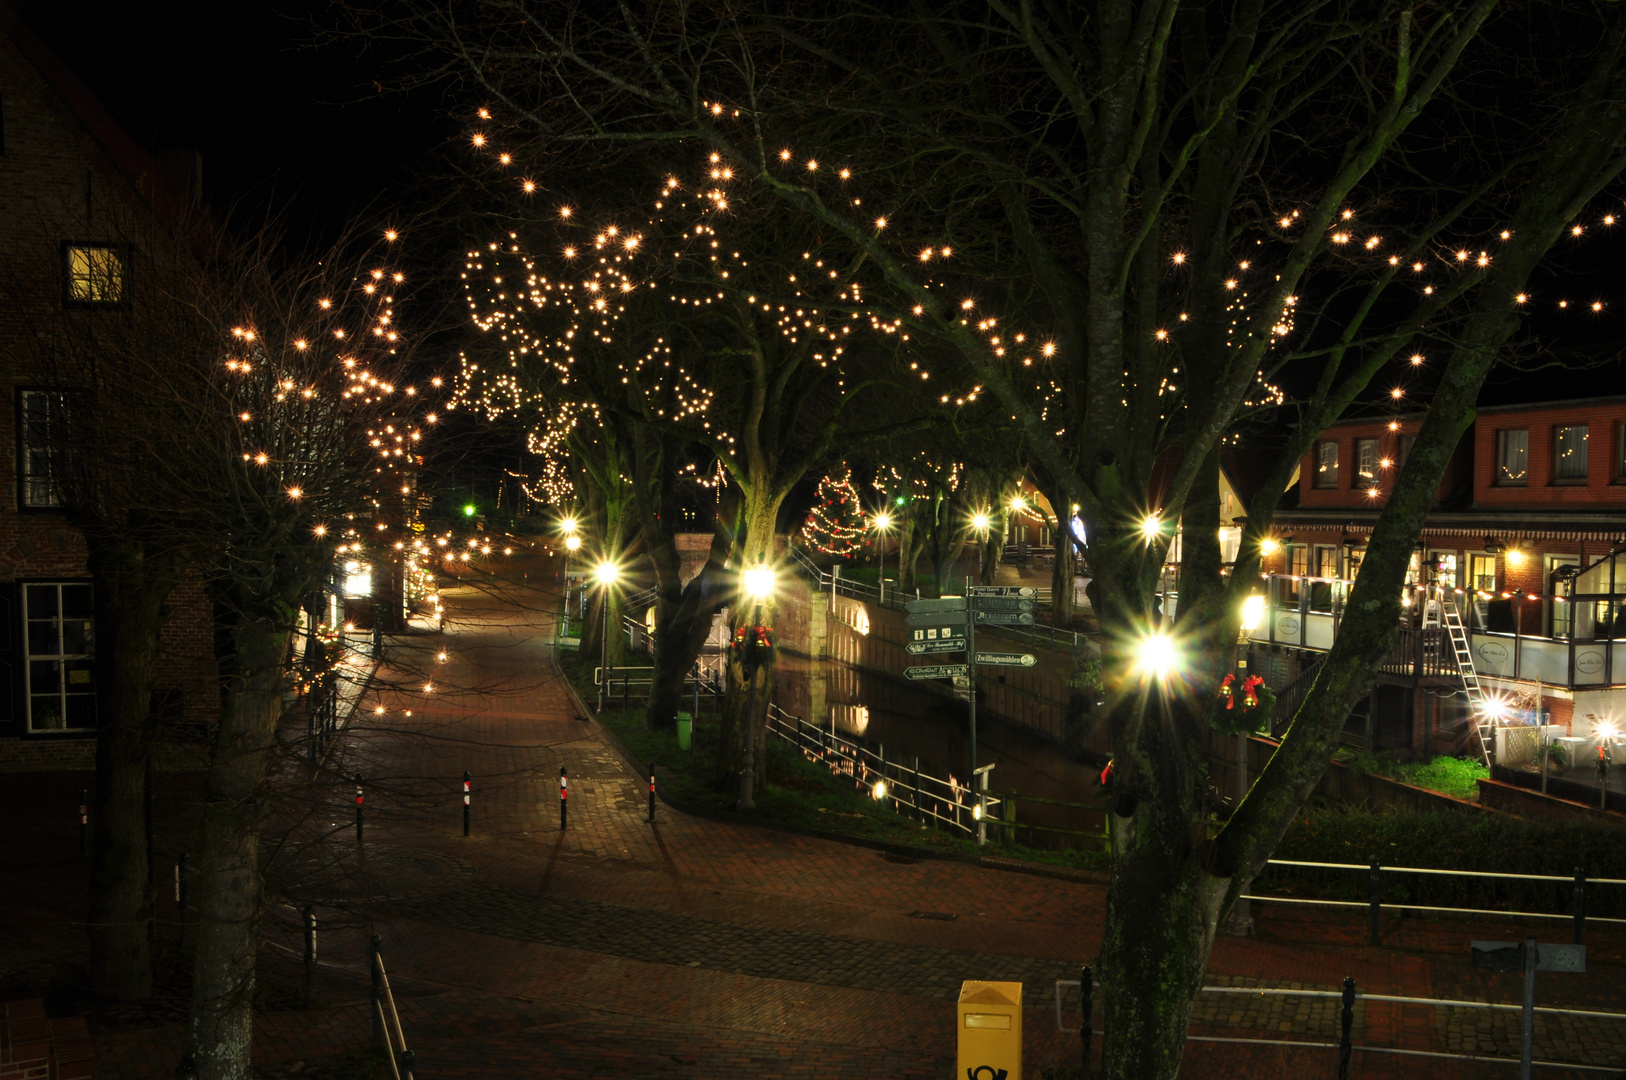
[897,513,921,594]
[179,618,288,1080]
[716,481,782,789]
[87,535,178,1001]
[1050,528,1077,627]
[647,580,723,730]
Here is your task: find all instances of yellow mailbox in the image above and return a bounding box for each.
[957,980,1022,1080]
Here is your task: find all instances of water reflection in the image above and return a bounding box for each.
[774,654,1106,848]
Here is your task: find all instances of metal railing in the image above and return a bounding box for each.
[1246,858,1626,945]
[764,703,1000,836]
[370,934,416,1080]
[594,661,727,710]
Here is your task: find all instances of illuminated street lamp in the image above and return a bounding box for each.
[594,560,621,711]
[737,565,776,811]
[565,534,583,622]
[971,510,992,581]
[872,511,893,604]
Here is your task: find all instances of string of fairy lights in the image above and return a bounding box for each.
[799,468,870,556]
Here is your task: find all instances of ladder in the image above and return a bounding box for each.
[1440,589,1493,766]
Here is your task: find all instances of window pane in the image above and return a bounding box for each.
[24,583,58,618]
[1497,429,1528,484]
[65,694,96,729]
[66,246,125,302]
[61,619,91,655]
[27,620,57,656]
[61,585,92,618]
[29,659,60,694]
[31,697,64,730]
[1555,425,1589,481]
[1315,441,1339,487]
[1356,439,1377,480]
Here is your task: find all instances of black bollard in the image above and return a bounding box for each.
[463,771,471,837]
[303,907,318,1007]
[355,774,365,845]
[1080,965,1093,1076]
[79,788,88,857]
[559,766,569,830]
[648,762,657,823]
[1574,866,1587,944]
[1368,857,1382,946]
[1338,975,1355,1079]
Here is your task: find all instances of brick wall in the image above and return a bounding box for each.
[0,999,95,1080]
[1473,399,1626,508]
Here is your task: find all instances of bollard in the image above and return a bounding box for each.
[559,766,569,830]
[1338,975,1355,1079]
[370,934,384,1049]
[354,774,365,845]
[303,907,317,1007]
[79,788,88,857]
[177,853,189,946]
[1574,866,1586,945]
[1368,857,1382,946]
[463,771,471,837]
[647,762,656,823]
[1080,965,1093,1077]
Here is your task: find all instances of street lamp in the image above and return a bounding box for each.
[565,534,583,621]
[737,565,776,811]
[872,512,893,603]
[971,511,991,582]
[594,560,621,711]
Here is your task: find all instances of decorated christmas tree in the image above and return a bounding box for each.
[800,467,869,558]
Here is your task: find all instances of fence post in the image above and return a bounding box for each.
[354,774,365,845]
[463,771,471,837]
[1338,975,1354,1080]
[1080,965,1093,1077]
[370,933,384,1049]
[79,788,88,857]
[647,762,656,823]
[559,766,569,830]
[1573,866,1586,944]
[1368,857,1382,946]
[303,907,317,1007]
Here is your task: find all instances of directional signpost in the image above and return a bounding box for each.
[968,586,1038,598]
[907,638,967,656]
[905,663,969,681]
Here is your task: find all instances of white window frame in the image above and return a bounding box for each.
[18,389,65,509]
[22,581,95,732]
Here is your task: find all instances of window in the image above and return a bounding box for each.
[1496,429,1528,485]
[1313,545,1339,579]
[63,244,125,304]
[1288,545,1309,577]
[1431,551,1459,589]
[1314,440,1339,488]
[1554,424,1589,482]
[1356,438,1378,481]
[1469,554,1497,592]
[23,582,95,732]
[18,390,67,509]
[1618,422,1626,481]
[1549,555,1580,638]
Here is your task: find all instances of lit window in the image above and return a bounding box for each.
[1554,424,1589,482]
[1314,440,1339,488]
[64,244,126,303]
[23,582,96,731]
[1355,438,1378,481]
[1495,429,1527,486]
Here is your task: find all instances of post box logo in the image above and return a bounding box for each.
[967,1069,1008,1080]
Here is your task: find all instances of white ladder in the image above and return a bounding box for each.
[1440,590,1492,765]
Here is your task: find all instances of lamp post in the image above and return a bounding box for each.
[972,511,991,582]
[1227,593,1265,936]
[565,534,582,623]
[737,565,776,811]
[872,512,892,604]
[594,560,620,711]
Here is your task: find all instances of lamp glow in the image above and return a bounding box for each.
[1241,594,1266,632]
[1010,496,1026,512]
[565,535,581,552]
[874,512,892,531]
[464,504,476,517]
[1141,515,1161,540]
[561,516,579,534]
[972,512,990,533]
[1135,633,1179,679]
[873,780,887,800]
[742,565,775,600]
[593,561,620,586]
[1260,538,1280,556]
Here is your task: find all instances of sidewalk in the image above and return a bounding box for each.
[7,553,1626,1078]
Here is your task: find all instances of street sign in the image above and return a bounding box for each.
[973,597,1037,613]
[1471,941,1586,973]
[907,639,967,655]
[977,652,1036,667]
[905,596,967,613]
[968,586,1038,598]
[974,610,1037,625]
[908,610,973,628]
[906,663,969,681]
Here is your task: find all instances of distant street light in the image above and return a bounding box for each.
[594,561,622,711]
[872,512,894,603]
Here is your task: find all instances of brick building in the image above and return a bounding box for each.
[0,15,218,768]
[1244,396,1626,762]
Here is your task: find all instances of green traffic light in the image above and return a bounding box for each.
[464,505,476,517]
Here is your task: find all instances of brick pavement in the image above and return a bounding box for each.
[10,555,1626,1078]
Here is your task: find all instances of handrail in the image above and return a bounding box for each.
[1266,857,1626,886]
[370,935,416,1080]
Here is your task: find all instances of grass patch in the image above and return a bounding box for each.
[1336,751,1488,800]
[559,655,1109,872]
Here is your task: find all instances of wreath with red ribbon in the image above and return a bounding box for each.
[729,625,774,652]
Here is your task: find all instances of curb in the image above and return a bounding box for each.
[550,648,1107,886]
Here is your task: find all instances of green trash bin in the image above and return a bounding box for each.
[676,712,693,751]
